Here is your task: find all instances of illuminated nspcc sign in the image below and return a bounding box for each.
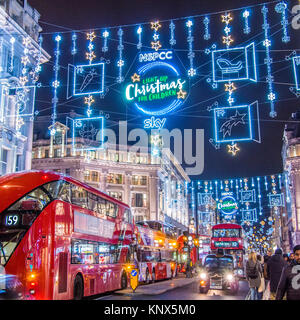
[217,192,239,218]
[125,51,188,116]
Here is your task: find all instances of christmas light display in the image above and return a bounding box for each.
[203,16,211,40]
[275,1,290,43]
[292,55,300,91]
[50,34,62,136]
[261,5,277,118]
[186,19,196,78]
[116,28,124,83]
[242,9,251,34]
[190,173,288,252]
[72,116,104,152]
[169,20,176,47]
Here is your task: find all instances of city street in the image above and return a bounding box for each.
[93,278,249,300]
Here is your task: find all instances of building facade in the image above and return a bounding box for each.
[0,0,50,175]
[31,121,190,235]
[282,111,300,250]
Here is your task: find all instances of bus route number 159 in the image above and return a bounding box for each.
[5,214,20,226]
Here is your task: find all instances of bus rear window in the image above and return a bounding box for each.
[213,229,240,238]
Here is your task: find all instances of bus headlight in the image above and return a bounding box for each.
[226,273,234,282]
[200,272,207,280]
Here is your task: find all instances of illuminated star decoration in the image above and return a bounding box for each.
[227,143,240,156]
[225,82,237,94]
[84,95,95,107]
[222,35,234,46]
[86,31,96,42]
[151,41,162,51]
[221,13,233,24]
[177,89,187,99]
[131,73,140,83]
[150,21,162,32]
[86,51,96,62]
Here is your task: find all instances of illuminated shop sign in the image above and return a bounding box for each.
[217,192,239,217]
[125,50,189,116]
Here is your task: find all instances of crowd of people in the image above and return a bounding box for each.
[245,244,300,300]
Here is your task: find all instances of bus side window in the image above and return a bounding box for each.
[88,193,98,213]
[106,201,118,218]
[97,196,106,217]
[71,184,88,209]
[58,182,71,203]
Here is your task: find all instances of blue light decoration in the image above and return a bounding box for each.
[186,19,196,77]
[261,5,277,118]
[117,28,124,83]
[102,30,109,53]
[125,50,188,116]
[241,208,257,223]
[50,34,62,136]
[198,193,213,205]
[72,116,104,152]
[73,62,105,96]
[240,189,256,203]
[292,56,300,91]
[242,9,251,34]
[268,193,285,207]
[212,42,257,83]
[169,20,176,47]
[203,16,211,40]
[9,36,15,73]
[30,35,43,85]
[275,1,290,43]
[213,101,260,144]
[137,26,142,50]
[71,33,77,56]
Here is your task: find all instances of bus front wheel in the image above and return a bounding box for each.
[73,274,84,300]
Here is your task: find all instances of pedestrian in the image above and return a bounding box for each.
[289,253,295,263]
[283,253,289,263]
[246,251,262,300]
[263,248,272,279]
[266,248,287,300]
[276,245,300,300]
[257,254,265,300]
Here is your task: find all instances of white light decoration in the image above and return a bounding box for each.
[186,19,196,78]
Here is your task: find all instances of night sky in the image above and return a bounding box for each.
[28,0,300,180]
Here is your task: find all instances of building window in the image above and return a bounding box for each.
[132,193,147,207]
[44,149,49,158]
[108,191,123,202]
[107,173,123,184]
[132,175,147,186]
[0,149,8,175]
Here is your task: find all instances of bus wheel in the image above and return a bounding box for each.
[121,272,127,289]
[145,269,150,284]
[73,274,84,300]
[152,269,156,283]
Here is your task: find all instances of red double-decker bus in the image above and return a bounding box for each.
[0,170,136,300]
[135,221,177,283]
[211,223,246,277]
